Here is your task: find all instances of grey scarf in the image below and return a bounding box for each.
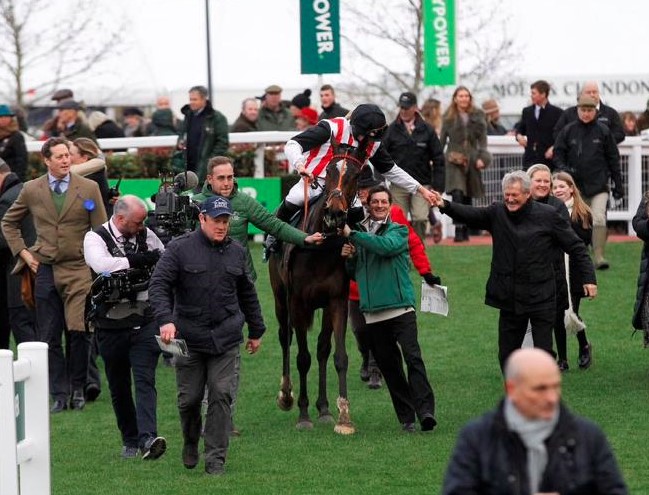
[504,399,559,494]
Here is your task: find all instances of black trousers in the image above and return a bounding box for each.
[35,264,90,401]
[348,299,378,372]
[367,311,435,424]
[498,308,554,370]
[97,321,161,449]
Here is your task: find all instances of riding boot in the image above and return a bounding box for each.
[592,225,609,270]
[265,201,302,260]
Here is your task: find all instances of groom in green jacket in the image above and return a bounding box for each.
[342,184,436,433]
[192,156,323,281]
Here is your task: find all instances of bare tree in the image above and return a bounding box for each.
[339,0,517,110]
[0,0,127,106]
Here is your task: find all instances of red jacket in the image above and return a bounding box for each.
[349,204,432,301]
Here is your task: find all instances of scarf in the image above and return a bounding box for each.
[504,398,559,494]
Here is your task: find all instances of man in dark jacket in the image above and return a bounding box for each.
[382,92,445,242]
[175,86,229,183]
[554,95,622,270]
[149,196,265,476]
[514,80,564,169]
[442,348,628,495]
[318,84,349,120]
[0,159,37,348]
[230,98,259,132]
[553,81,625,144]
[431,170,596,369]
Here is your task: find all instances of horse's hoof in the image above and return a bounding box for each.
[296,420,314,430]
[276,392,294,411]
[334,423,356,435]
[318,413,335,424]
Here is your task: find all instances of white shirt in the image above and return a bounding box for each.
[83,218,164,274]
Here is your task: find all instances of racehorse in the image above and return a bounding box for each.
[269,138,367,434]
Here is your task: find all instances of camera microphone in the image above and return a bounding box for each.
[173,171,199,191]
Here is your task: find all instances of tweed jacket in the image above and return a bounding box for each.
[2,173,107,264]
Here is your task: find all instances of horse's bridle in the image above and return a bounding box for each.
[324,153,365,212]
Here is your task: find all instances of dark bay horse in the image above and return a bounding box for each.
[269,140,367,434]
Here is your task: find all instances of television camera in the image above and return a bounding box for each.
[150,171,200,244]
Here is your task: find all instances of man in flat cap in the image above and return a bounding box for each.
[55,100,95,141]
[553,95,623,270]
[257,84,295,132]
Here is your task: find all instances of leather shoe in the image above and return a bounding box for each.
[50,399,68,414]
[183,443,199,469]
[368,370,382,390]
[558,359,569,372]
[420,413,437,432]
[578,344,592,369]
[70,390,85,411]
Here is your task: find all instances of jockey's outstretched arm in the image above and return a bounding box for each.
[370,146,437,204]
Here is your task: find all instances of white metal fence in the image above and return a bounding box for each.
[0,342,50,495]
[27,133,649,233]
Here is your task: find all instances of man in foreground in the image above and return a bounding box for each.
[442,348,628,494]
[149,196,265,476]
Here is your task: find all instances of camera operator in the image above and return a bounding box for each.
[83,195,167,460]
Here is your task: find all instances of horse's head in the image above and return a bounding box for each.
[320,138,366,235]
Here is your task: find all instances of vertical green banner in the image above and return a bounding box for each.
[423,0,456,86]
[300,0,340,74]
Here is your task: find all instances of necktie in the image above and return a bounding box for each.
[534,106,540,120]
[53,180,63,194]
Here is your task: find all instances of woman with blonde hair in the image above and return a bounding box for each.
[69,137,112,214]
[553,171,594,368]
[440,86,491,242]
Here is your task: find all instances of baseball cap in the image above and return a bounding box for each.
[200,196,233,218]
[398,92,417,109]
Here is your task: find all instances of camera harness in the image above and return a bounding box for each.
[85,225,152,329]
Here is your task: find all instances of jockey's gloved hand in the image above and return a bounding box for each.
[423,273,441,287]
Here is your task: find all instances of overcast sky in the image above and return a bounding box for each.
[89,0,648,94]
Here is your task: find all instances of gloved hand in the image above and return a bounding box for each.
[423,272,441,287]
[126,250,161,269]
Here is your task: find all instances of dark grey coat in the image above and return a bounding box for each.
[632,197,649,329]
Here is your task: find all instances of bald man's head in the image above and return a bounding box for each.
[504,349,561,420]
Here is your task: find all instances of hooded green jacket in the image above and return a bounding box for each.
[193,181,307,280]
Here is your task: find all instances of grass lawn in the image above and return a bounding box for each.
[42,241,648,494]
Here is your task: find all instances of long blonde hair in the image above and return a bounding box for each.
[443,86,475,122]
[552,171,592,229]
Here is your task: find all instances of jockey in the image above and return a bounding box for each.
[276,103,438,223]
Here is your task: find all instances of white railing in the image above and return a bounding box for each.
[27,133,649,233]
[0,342,50,495]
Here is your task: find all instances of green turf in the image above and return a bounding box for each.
[41,241,648,494]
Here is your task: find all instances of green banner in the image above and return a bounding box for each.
[423,0,456,86]
[110,178,282,235]
[300,0,340,74]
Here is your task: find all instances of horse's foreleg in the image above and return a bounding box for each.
[330,299,354,435]
[277,322,294,411]
[294,325,313,429]
[315,310,334,423]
